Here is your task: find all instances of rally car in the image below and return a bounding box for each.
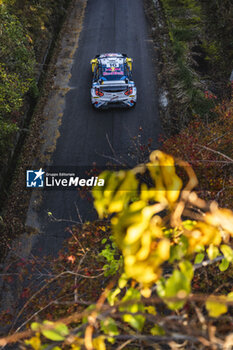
[90,53,137,109]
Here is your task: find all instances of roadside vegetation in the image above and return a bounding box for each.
[0,0,69,167]
[0,0,232,349]
[145,0,232,127]
[144,0,233,216]
[162,90,233,208]
[0,151,233,349]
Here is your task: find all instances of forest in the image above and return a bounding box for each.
[0,0,232,349]
[0,0,69,166]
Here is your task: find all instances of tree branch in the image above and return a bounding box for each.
[196,144,233,163]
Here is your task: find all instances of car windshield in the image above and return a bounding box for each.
[100,64,126,81]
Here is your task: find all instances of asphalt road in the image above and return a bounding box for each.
[32,0,161,256]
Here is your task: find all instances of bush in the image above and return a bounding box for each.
[1,151,233,349]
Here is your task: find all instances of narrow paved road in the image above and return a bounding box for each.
[0,0,161,335]
[32,0,161,255]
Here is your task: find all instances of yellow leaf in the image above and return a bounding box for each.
[157,239,170,261]
[185,222,221,253]
[71,345,81,350]
[206,299,227,317]
[148,150,182,204]
[141,288,152,298]
[93,336,106,350]
[145,306,157,315]
[25,335,41,350]
[205,208,233,235]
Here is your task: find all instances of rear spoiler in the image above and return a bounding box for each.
[126,57,133,71]
[90,58,98,72]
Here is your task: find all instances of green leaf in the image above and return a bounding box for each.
[156,278,166,298]
[41,345,52,350]
[219,258,229,272]
[120,288,142,311]
[194,253,205,264]
[182,220,196,230]
[157,265,192,310]
[82,304,96,323]
[207,245,219,260]
[120,288,145,331]
[41,321,69,341]
[31,322,40,331]
[206,300,227,317]
[150,324,165,336]
[108,288,121,306]
[42,329,64,341]
[107,337,115,344]
[53,323,69,337]
[100,317,119,336]
[195,244,205,253]
[169,236,188,263]
[179,260,194,281]
[123,313,145,331]
[221,245,233,262]
[165,270,190,309]
[118,273,128,289]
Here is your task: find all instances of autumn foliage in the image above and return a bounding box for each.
[0,0,69,165]
[162,86,233,207]
[1,151,233,349]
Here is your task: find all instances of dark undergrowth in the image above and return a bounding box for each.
[0,0,71,184]
[144,0,233,132]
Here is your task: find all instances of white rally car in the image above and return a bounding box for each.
[90,53,137,109]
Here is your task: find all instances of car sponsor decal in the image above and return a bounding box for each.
[103,71,124,76]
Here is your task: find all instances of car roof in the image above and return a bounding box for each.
[98,53,126,58]
[99,57,125,66]
[98,54,125,66]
